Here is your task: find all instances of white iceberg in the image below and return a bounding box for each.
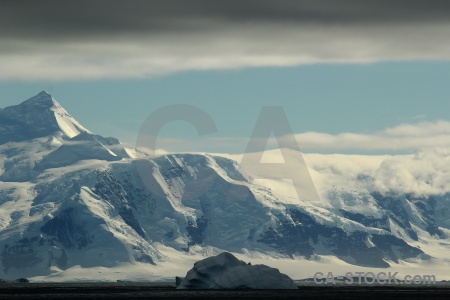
[177,252,298,289]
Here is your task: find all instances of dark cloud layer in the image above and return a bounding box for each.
[2,0,450,40]
[2,0,450,80]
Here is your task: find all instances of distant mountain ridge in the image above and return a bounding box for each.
[0,92,448,280]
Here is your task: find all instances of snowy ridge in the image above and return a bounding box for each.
[48,95,91,139]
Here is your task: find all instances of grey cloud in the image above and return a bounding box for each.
[2,0,450,40]
[2,0,450,80]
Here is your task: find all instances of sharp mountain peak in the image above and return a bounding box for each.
[0,91,90,143]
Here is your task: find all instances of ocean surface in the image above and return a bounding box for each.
[0,282,449,299]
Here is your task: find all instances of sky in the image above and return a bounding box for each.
[1,0,450,154]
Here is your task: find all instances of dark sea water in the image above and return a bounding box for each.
[0,282,449,299]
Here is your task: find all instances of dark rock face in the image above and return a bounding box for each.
[1,237,43,273]
[40,208,93,249]
[177,252,298,289]
[94,170,146,238]
[257,209,424,268]
[372,193,446,239]
[0,92,60,144]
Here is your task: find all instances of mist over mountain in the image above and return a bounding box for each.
[0,92,449,281]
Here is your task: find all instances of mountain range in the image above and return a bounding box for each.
[0,91,449,281]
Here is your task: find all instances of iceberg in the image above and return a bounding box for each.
[177,252,298,289]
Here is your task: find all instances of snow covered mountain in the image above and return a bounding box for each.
[0,91,90,143]
[0,92,449,281]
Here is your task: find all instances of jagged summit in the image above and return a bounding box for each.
[0,91,90,144]
[0,92,132,179]
[20,91,58,108]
